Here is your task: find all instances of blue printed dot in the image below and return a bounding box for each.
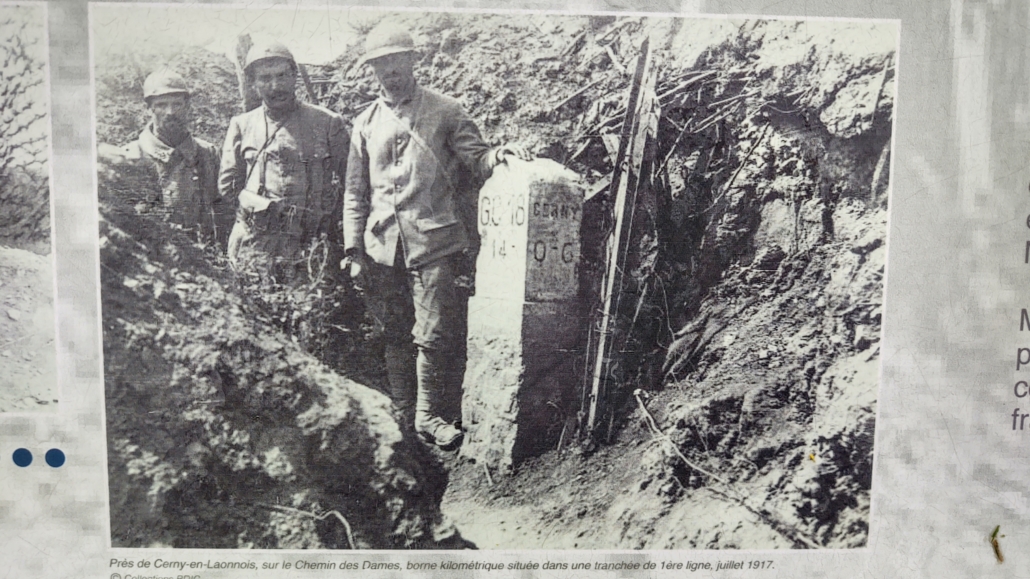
[12,448,32,467]
[44,448,65,468]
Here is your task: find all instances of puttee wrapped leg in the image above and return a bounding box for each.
[415,347,463,448]
[385,342,417,427]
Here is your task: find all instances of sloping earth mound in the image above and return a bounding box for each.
[442,18,891,549]
[0,245,56,412]
[445,199,883,548]
[95,13,891,550]
[100,190,466,548]
[94,44,240,147]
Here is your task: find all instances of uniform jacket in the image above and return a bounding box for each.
[100,125,224,239]
[219,101,349,248]
[343,86,499,269]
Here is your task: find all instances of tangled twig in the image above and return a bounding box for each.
[632,390,820,549]
[693,122,771,217]
[257,503,356,549]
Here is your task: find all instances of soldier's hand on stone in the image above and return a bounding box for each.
[495,143,533,164]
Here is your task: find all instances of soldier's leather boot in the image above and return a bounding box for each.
[415,348,463,450]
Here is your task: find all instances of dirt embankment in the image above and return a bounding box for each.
[0,246,56,412]
[433,18,892,549]
[96,14,892,550]
[99,189,466,548]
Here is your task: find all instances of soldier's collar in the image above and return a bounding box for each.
[139,124,197,165]
[263,99,301,123]
[380,85,420,107]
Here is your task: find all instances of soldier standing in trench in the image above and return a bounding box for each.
[342,22,531,449]
[220,41,349,281]
[98,69,229,244]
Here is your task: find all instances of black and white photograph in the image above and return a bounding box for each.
[92,4,895,551]
[0,2,56,413]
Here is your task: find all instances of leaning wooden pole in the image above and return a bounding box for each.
[586,38,656,436]
[298,63,318,104]
[234,34,260,112]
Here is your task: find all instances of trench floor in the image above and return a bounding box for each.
[0,246,57,412]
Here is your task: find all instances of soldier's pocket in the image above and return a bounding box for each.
[415,217,460,233]
[416,218,464,254]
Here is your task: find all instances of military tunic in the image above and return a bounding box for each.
[99,125,225,241]
[219,101,349,265]
[344,86,501,351]
[343,86,497,269]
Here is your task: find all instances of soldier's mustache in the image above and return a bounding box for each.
[157,113,187,126]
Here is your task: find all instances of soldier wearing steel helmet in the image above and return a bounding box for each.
[219,40,349,277]
[342,22,532,449]
[98,68,228,242]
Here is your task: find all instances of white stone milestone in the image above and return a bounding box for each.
[462,158,584,471]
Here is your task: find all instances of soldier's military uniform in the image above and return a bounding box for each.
[98,70,226,242]
[219,101,349,265]
[344,23,511,447]
[104,129,222,227]
[219,42,349,273]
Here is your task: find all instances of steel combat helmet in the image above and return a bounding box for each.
[142,69,189,101]
[359,22,415,66]
[244,40,297,72]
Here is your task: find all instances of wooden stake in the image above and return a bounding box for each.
[234,34,260,112]
[298,63,318,105]
[586,37,659,436]
[551,77,606,113]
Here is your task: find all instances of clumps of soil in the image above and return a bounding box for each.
[99,184,466,548]
[637,22,891,548]
[439,17,891,550]
[95,12,893,550]
[646,201,884,548]
[0,9,50,249]
[0,246,56,411]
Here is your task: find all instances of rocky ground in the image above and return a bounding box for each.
[424,15,891,550]
[442,200,884,549]
[0,245,56,412]
[1,7,53,412]
[95,13,892,550]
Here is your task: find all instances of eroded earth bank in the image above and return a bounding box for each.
[97,14,892,549]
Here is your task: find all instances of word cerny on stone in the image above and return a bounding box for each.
[463,159,584,472]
